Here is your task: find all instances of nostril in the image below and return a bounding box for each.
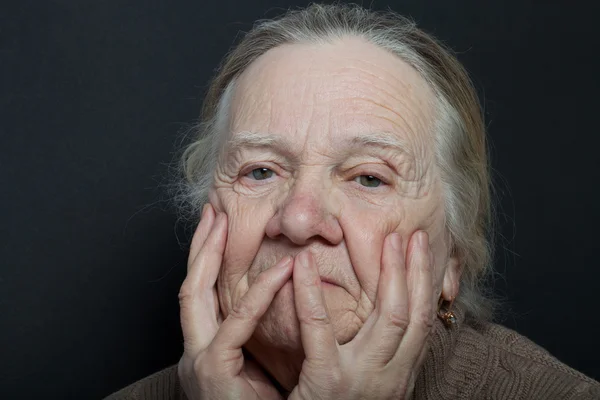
[266,191,343,245]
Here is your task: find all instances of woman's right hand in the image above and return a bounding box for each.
[177,203,292,400]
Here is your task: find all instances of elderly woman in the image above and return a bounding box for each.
[106,4,599,400]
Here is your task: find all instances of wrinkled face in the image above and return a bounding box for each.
[211,37,451,351]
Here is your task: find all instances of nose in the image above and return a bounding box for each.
[265,181,343,246]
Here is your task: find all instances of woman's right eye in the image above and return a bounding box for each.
[248,167,275,180]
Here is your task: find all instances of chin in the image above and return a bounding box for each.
[251,280,303,352]
[249,279,363,352]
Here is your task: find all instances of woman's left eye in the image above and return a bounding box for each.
[249,167,275,180]
[354,175,383,188]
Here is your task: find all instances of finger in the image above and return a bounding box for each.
[363,232,409,363]
[188,203,215,272]
[179,212,228,353]
[293,250,338,364]
[390,230,434,367]
[212,256,293,351]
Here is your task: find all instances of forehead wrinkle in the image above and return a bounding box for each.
[352,59,428,99]
[324,80,434,158]
[352,84,434,143]
[343,92,434,164]
[325,51,431,104]
[324,53,435,137]
[335,64,416,101]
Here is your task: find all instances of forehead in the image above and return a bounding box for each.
[228,36,436,151]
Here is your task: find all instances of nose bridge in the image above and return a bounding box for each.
[282,176,326,227]
[277,172,340,245]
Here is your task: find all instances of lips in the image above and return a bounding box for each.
[318,275,340,287]
[276,248,346,289]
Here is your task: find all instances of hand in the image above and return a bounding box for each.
[177,204,292,400]
[288,231,435,400]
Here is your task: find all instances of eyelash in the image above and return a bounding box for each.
[349,172,389,190]
[240,164,280,182]
[239,164,390,191]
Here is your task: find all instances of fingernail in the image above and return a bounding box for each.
[429,249,435,267]
[297,251,311,269]
[278,256,293,269]
[419,231,428,250]
[390,233,401,250]
[214,211,225,225]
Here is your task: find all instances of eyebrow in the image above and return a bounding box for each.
[225,130,412,157]
[226,131,290,153]
[348,133,413,156]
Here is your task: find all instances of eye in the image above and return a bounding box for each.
[354,175,382,188]
[249,167,275,180]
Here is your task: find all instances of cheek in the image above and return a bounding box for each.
[339,202,404,303]
[214,189,275,311]
[341,193,444,301]
[217,188,273,257]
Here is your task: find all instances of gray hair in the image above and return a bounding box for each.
[168,3,497,321]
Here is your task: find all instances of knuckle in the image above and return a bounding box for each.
[191,354,212,381]
[317,368,343,392]
[178,283,194,305]
[229,300,259,323]
[254,271,275,291]
[386,308,410,330]
[300,274,319,288]
[326,368,344,394]
[330,368,343,386]
[412,309,435,331]
[255,269,273,284]
[177,356,190,380]
[299,303,330,325]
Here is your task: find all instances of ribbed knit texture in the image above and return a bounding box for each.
[104,307,600,399]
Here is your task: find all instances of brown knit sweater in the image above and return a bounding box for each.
[104,307,600,399]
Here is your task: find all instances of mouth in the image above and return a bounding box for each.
[287,274,339,287]
[318,275,340,287]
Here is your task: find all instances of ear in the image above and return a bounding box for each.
[442,252,462,301]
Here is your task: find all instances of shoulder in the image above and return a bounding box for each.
[459,321,600,399]
[103,365,185,400]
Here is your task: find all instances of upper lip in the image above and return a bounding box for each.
[287,249,344,288]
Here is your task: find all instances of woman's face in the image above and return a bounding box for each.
[211,37,458,352]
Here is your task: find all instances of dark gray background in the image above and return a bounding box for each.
[1,0,599,398]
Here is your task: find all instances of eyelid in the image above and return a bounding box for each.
[239,162,289,182]
[351,173,389,189]
[344,164,392,182]
[344,165,395,193]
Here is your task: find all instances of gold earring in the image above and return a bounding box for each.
[437,296,457,328]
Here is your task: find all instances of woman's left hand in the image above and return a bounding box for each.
[288,230,435,400]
